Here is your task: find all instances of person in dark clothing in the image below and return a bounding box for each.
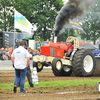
[27,49,34,87]
[27,65,34,87]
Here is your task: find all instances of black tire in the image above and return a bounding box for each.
[52,58,63,76]
[33,61,43,72]
[72,49,96,77]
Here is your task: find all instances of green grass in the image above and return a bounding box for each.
[0,79,100,90]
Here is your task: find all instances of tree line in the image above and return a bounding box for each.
[58,0,100,44]
[0,0,100,44]
[0,0,63,41]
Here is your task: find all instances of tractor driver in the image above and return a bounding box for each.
[65,40,74,57]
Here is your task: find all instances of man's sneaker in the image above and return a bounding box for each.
[13,85,17,93]
[20,90,27,93]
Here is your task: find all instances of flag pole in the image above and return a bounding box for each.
[14,27,15,48]
[14,8,15,48]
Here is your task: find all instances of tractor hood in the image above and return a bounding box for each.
[79,43,98,50]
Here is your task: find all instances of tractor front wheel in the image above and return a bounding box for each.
[52,58,63,76]
[33,62,43,72]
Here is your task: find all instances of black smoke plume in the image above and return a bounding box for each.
[54,0,91,36]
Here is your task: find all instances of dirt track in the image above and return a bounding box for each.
[0,70,100,100]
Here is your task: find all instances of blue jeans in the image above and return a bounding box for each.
[14,67,27,92]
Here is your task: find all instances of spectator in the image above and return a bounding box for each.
[0,48,5,60]
[33,49,40,56]
[0,47,41,60]
[4,48,9,60]
[7,49,12,60]
[11,47,14,55]
[0,47,15,60]
[11,41,30,93]
[26,49,34,87]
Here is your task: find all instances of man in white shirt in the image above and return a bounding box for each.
[11,41,29,93]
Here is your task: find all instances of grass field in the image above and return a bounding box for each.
[0,79,99,90]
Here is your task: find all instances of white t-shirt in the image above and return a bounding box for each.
[11,46,29,69]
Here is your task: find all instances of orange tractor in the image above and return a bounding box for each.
[33,36,96,77]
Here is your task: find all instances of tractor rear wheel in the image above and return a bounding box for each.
[33,62,43,72]
[72,49,96,77]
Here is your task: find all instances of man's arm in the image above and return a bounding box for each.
[11,56,14,64]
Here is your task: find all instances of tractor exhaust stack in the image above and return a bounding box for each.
[54,36,57,43]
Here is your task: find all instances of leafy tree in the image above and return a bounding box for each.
[13,0,64,41]
[0,0,64,39]
[32,0,64,41]
[0,0,14,31]
[34,35,44,43]
[80,0,100,44]
[57,28,78,42]
[14,0,34,22]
